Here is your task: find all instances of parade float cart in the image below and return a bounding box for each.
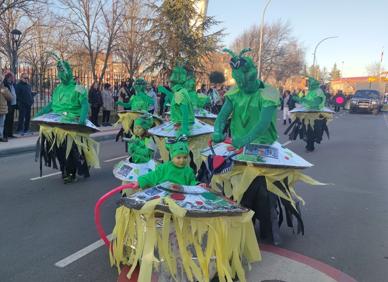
[148,120,213,171]
[95,182,260,282]
[201,141,323,243]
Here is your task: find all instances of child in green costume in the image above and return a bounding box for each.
[135,141,197,189]
[127,114,156,164]
[117,78,154,112]
[212,48,280,149]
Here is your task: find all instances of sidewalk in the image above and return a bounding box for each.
[0,126,119,157]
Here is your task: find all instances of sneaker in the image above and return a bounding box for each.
[16,131,23,135]
[0,137,8,142]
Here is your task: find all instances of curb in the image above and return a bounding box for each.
[0,130,118,157]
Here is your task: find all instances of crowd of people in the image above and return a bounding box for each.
[0,72,227,142]
[0,72,34,142]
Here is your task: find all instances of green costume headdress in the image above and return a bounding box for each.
[49,52,75,85]
[134,113,153,130]
[168,141,189,158]
[223,48,262,93]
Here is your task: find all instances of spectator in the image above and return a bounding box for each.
[88,82,102,127]
[3,72,17,138]
[101,83,114,126]
[119,79,134,110]
[0,74,12,142]
[147,83,158,114]
[287,90,297,111]
[15,73,33,135]
[282,90,292,125]
[158,83,171,116]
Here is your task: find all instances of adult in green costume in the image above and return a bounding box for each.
[286,76,330,152]
[127,114,155,164]
[136,141,197,189]
[35,54,99,184]
[185,70,210,110]
[158,65,194,136]
[212,48,280,149]
[36,57,89,124]
[117,78,154,112]
[294,76,326,110]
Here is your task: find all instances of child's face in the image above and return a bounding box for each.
[172,154,188,167]
[133,125,145,137]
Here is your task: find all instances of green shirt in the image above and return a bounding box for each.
[129,92,154,111]
[303,88,326,110]
[226,85,279,144]
[138,161,197,189]
[51,84,87,121]
[170,87,194,124]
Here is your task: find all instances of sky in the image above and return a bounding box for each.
[207,0,388,77]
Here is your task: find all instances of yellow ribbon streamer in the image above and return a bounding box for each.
[39,125,100,169]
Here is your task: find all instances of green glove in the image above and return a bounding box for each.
[212,98,232,143]
[231,106,276,148]
[116,100,131,108]
[35,102,52,117]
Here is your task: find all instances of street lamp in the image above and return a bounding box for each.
[258,0,272,80]
[10,28,22,77]
[312,36,338,79]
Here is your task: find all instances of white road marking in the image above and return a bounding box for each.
[103,155,127,163]
[30,172,62,181]
[282,140,292,146]
[54,234,113,268]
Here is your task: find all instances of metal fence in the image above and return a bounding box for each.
[14,66,128,118]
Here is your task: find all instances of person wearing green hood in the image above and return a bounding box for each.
[34,54,99,184]
[212,48,279,149]
[135,140,197,189]
[127,114,156,164]
[285,76,331,152]
[117,78,154,112]
[157,65,195,137]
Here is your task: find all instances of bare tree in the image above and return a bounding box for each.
[116,0,154,79]
[0,0,39,17]
[366,62,384,77]
[58,0,123,83]
[0,2,40,72]
[231,21,305,82]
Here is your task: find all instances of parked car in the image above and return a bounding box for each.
[349,89,382,114]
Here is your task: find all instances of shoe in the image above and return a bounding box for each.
[289,118,292,124]
[283,120,286,125]
[8,135,17,138]
[16,131,23,135]
[0,137,8,142]
[23,131,32,135]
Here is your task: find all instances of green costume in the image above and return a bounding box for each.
[36,56,88,124]
[34,54,99,183]
[294,77,326,110]
[117,78,154,111]
[158,65,194,136]
[184,71,210,110]
[212,48,279,148]
[138,141,197,188]
[127,115,155,164]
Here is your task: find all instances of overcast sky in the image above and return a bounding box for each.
[207,0,387,77]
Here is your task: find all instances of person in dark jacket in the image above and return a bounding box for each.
[16,73,33,135]
[3,72,17,138]
[88,82,103,126]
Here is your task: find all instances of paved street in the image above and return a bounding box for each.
[1,110,388,282]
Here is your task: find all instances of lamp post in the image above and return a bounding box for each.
[10,28,22,77]
[312,36,338,79]
[258,0,272,80]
